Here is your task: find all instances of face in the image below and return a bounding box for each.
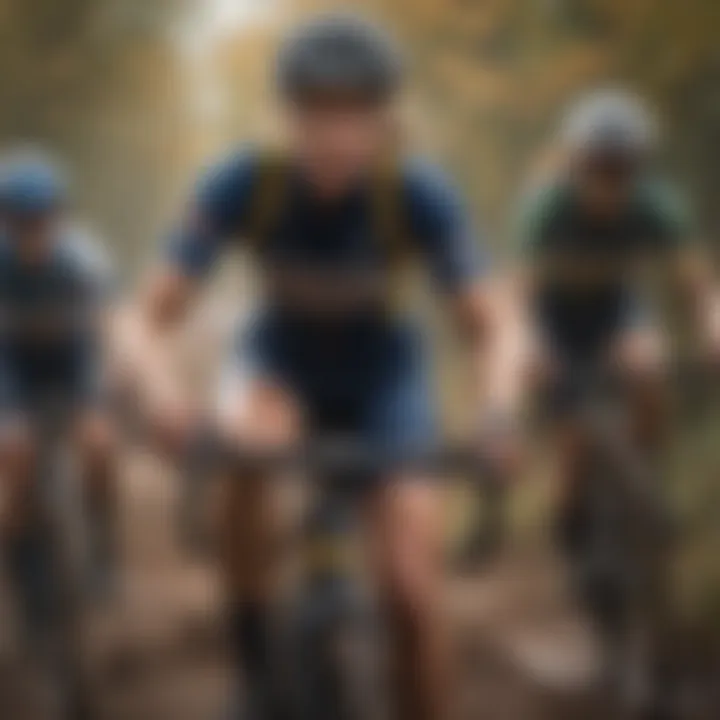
[573,154,638,217]
[287,98,393,198]
[6,211,60,263]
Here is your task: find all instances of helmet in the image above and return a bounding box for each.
[276,13,404,103]
[561,89,659,163]
[0,151,68,217]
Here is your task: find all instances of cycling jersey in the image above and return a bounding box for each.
[517,176,691,359]
[0,226,114,412]
[168,149,486,310]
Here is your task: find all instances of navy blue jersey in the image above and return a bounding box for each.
[167,150,487,303]
[0,226,113,362]
[516,175,692,361]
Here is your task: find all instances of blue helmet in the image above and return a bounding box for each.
[0,152,68,217]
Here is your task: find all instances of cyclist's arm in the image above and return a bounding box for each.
[670,246,720,350]
[451,273,528,424]
[405,163,526,422]
[66,227,126,396]
[476,185,556,421]
[113,272,196,399]
[650,183,720,350]
[456,182,554,421]
[116,151,257,400]
[68,224,122,338]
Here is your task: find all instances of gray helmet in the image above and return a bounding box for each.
[561,89,659,161]
[276,13,404,103]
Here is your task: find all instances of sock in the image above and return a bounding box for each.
[5,526,56,641]
[84,487,119,603]
[230,602,272,679]
[229,601,285,720]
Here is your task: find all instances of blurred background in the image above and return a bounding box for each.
[1,0,718,265]
[1,1,720,718]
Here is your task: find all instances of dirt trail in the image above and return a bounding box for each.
[0,449,604,720]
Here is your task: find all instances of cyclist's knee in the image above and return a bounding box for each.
[371,479,444,617]
[526,336,561,392]
[0,419,36,477]
[612,328,666,390]
[556,420,592,467]
[552,420,596,505]
[75,411,118,484]
[217,371,300,447]
[0,420,37,527]
[612,330,669,448]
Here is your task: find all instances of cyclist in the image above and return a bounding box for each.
[121,13,520,720]
[513,89,720,563]
[0,150,119,626]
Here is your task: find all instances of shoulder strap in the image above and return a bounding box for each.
[244,148,292,249]
[370,155,413,268]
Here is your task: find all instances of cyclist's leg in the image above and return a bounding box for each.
[608,322,668,455]
[0,417,58,646]
[360,330,448,720]
[71,405,120,599]
[0,354,38,535]
[0,378,57,639]
[217,373,301,598]
[552,406,597,561]
[51,343,120,600]
[0,416,37,536]
[366,478,447,720]
[215,354,302,717]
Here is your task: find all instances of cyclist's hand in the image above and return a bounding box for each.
[143,381,197,459]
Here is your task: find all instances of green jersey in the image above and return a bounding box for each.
[517,176,690,268]
[515,175,693,358]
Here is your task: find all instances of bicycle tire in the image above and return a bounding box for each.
[38,409,100,720]
[285,575,384,720]
[572,443,674,716]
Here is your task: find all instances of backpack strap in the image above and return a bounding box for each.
[244,148,293,249]
[370,155,413,269]
[370,156,419,314]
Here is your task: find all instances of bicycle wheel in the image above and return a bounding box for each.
[39,419,98,720]
[574,447,673,716]
[285,574,384,720]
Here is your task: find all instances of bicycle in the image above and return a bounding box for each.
[186,431,504,720]
[539,363,711,718]
[5,395,99,720]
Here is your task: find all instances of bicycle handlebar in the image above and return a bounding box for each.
[539,357,719,408]
[186,425,500,482]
